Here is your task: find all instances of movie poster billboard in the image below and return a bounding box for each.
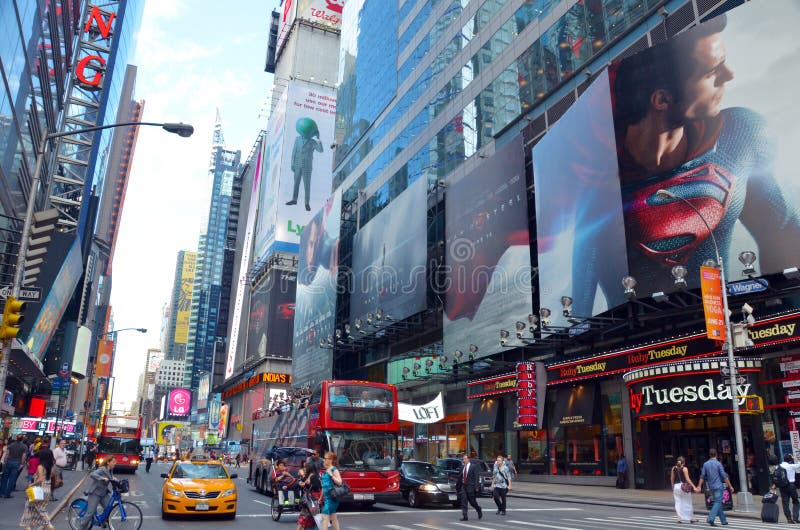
[249,269,297,359]
[611,0,800,295]
[443,136,533,360]
[197,373,210,410]
[174,252,196,345]
[351,177,427,329]
[168,388,191,417]
[533,70,628,322]
[292,191,341,388]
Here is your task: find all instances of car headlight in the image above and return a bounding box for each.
[222,488,236,497]
[166,487,183,497]
[419,484,439,492]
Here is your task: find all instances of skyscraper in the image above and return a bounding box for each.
[165,251,196,361]
[184,114,242,392]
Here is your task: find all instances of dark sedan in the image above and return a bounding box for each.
[399,461,459,508]
[435,457,493,496]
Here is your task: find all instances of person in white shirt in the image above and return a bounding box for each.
[53,439,68,468]
[777,454,800,523]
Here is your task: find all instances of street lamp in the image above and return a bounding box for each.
[656,188,754,513]
[0,120,191,407]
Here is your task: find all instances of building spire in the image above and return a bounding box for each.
[212,107,225,148]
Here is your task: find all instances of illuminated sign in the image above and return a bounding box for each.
[467,373,518,399]
[221,372,292,400]
[76,7,116,89]
[168,388,191,416]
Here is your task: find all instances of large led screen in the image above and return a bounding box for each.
[292,190,342,388]
[443,136,533,360]
[612,0,800,294]
[533,70,628,322]
[350,177,427,329]
[248,269,296,359]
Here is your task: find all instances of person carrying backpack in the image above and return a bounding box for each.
[774,453,800,523]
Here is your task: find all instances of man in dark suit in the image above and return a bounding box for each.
[455,453,483,521]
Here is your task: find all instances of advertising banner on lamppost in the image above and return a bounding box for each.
[700,266,726,341]
[94,339,114,377]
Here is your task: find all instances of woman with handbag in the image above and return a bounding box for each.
[321,452,344,530]
[19,449,55,530]
[671,456,700,523]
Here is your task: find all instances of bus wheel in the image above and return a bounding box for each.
[270,496,281,521]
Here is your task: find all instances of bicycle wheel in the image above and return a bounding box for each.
[67,498,89,530]
[108,501,143,530]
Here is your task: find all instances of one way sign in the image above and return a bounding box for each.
[0,285,41,301]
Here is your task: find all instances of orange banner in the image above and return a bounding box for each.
[94,339,114,377]
[700,266,726,341]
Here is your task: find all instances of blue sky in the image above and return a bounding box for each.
[109,0,279,408]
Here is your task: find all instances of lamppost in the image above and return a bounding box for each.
[656,189,755,513]
[0,121,192,407]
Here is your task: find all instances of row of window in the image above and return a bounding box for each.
[349,0,662,227]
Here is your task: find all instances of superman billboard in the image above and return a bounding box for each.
[535,0,800,315]
[444,136,533,360]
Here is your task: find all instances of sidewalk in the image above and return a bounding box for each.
[0,467,89,530]
[509,479,763,520]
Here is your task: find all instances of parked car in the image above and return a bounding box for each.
[398,461,458,508]
[435,457,492,496]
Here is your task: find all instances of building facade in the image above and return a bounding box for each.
[165,250,196,360]
[312,0,800,494]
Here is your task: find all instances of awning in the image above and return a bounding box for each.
[551,384,596,427]
[8,339,47,381]
[470,398,501,433]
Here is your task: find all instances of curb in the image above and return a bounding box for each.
[507,492,761,520]
[49,473,89,519]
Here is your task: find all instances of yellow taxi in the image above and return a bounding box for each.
[160,458,238,519]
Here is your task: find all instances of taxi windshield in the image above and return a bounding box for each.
[172,463,229,479]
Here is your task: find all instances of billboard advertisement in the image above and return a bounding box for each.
[156,421,184,445]
[94,339,114,377]
[25,236,83,360]
[226,138,265,379]
[168,388,191,417]
[255,80,337,260]
[292,191,341,388]
[277,0,345,56]
[72,326,92,377]
[174,252,196,345]
[217,403,229,438]
[197,373,210,410]
[351,177,427,328]
[254,91,287,262]
[246,268,296,360]
[444,136,533,360]
[611,0,800,294]
[533,70,628,321]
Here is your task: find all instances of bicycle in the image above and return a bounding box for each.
[67,479,143,530]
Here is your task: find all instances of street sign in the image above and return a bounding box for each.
[720,366,739,377]
[728,279,768,296]
[0,285,41,301]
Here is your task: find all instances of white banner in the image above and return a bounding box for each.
[398,393,444,424]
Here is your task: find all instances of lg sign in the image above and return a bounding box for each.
[168,389,191,416]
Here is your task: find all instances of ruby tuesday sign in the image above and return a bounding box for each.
[628,373,754,419]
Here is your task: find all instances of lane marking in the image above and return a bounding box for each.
[453,522,494,529]
[252,499,270,506]
[506,520,585,530]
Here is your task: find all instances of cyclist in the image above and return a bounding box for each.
[79,455,116,529]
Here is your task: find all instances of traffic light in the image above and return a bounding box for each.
[742,395,764,414]
[23,208,59,287]
[0,296,26,340]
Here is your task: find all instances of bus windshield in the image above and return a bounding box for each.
[327,431,398,471]
[97,437,139,455]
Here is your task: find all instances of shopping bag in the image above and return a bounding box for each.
[25,486,45,502]
[313,513,324,528]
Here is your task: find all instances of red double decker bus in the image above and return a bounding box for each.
[96,415,142,472]
[249,380,400,505]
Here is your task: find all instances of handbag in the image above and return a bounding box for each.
[329,480,350,501]
[303,491,320,515]
[680,482,693,493]
[25,486,45,502]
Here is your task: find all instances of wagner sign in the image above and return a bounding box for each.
[398,393,444,424]
[627,372,755,419]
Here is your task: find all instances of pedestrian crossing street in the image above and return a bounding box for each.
[376,512,774,530]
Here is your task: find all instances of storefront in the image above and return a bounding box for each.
[467,373,521,463]
[398,392,468,462]
[624,357,766,491]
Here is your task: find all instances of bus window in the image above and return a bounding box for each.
[326,431,398,471]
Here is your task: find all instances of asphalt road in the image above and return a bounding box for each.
[44,461,771,530]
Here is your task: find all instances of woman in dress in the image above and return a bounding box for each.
[321,451,343,530]
[671,456,700,523]
[19,449,54,530]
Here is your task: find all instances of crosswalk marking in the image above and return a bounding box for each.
[453,522,493,529]
[505,520,584,530]
[414,524,444,529]
[384,525,416,530]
